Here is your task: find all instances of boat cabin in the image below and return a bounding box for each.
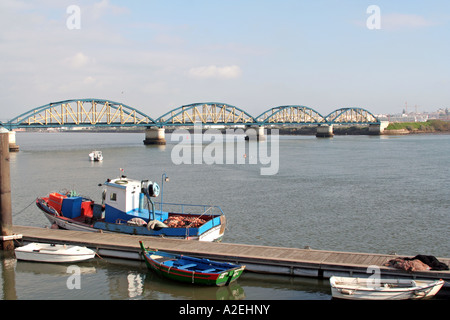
[102,177,163,223]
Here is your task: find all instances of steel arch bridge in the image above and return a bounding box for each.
[256,105,327,125]
[325,108,379,125]
[156,102,257,126]
[3,99,157,129]
[1,99,380,129]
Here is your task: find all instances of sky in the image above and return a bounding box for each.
[1,0,449,120]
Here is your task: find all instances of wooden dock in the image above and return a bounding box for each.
[11,225,450,283]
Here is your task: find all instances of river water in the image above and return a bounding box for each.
[1,131,449,300]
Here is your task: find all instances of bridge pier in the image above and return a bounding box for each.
[3,130,19,152]
[143,127,166,145]
[316,125,334,138]
[368,121,389,135]
[245,125,266,141]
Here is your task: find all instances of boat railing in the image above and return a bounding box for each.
[153,202,224,217]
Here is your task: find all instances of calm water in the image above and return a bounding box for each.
[1,131,449,300]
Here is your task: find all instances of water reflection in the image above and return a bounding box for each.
[15,260,97,276]
[239,273,331,300]
[1,249,334,300]
[2,252,246,300]
[142,271,246,300]
[127,273,144,298]
[1,251,17,300]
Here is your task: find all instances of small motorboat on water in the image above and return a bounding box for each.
[139,241,245,286]
[15,243,96,263]
[89,150,103,161]
[329,276,444,300]
[36,176,226,242]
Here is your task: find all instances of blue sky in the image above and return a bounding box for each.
[1,0,449,119]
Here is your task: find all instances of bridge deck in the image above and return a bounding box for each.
[11,225,450,282]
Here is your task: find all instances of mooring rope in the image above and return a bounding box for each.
[13,199,35,217]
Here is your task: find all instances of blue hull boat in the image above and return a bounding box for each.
[37,176,226,242]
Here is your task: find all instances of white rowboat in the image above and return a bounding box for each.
[15,243,96,263]
[330,276,444,300]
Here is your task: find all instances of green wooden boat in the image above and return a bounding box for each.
[139,241,245,286]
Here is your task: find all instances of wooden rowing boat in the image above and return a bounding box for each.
[139,241,245,286]
[330,276,444,300]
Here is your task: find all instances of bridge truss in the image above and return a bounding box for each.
[4,99,156,129]
[2,99,380,130]
[156,102,257,127]
[325,108,379,125]
[256,106,327,125]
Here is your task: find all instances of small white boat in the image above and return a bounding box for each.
[15,243,96,263]
[330,276,444,300]
[89,150,103,161]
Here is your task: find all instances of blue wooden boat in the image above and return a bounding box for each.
[139,241,245,286]
[36,176,226,242]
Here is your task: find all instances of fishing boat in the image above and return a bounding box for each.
[139,241,245,286]
[36,176,226,242]
[329,276,444,300]
[89,150,103,161]
[15,243,96,263]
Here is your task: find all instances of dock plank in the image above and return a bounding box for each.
[11,225,450,281]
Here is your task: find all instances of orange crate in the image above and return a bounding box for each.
[81,200,93,217]
[48,192,66,212]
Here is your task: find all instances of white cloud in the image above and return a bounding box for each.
[382,13,436,30]
[188,65,242,79]
[354,13,436,31]
[63,52,94,69]
[83,76,96,85]
[90,0,130,19]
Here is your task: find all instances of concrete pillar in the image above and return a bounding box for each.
[316,125,334,138]
[368,121,389,135]
[368,124,381,135]
[245,126,266,141]
[8,131,19,152]
[143,127,166,145]
[256,126,266,141]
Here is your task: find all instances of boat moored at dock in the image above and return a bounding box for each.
[140,241,245,286]
[36,176,226,242]
[329,276,444,300]
[15,242,96,263]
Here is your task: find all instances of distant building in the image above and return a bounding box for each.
[376,107,449,122]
